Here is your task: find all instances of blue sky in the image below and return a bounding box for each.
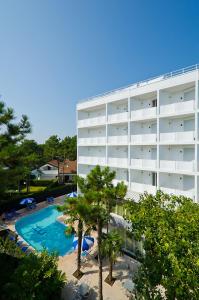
[0,0,199,143]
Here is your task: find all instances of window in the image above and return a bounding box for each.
[152,99,157,107]
[152,172,157,186]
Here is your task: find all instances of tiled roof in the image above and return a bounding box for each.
[48,159,77,174]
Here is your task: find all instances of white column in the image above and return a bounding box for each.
[157,89,160,189]
[195,73,198,202]
[106,103,108,166]
[128,96,131,188]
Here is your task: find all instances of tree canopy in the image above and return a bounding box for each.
[125,191,199,300]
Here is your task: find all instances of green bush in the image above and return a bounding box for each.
[31,179,56,187]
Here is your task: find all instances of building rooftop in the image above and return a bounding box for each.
[78,63,199,105]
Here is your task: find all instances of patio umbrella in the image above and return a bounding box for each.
[20,198,34,205]
[73,236,94,251]
[123,279,135,292]
[67,191,77,198]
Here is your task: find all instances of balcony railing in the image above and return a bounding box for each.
[108,112,128,123]
[160,100,195,116]
[108,135,128,144]
[78,116,106,128]
[112,179,128,186]
[131,107,157,120]
[131,134,157,144]
[78,156,106,165]
[108,157,128,168]
[160,187,194,199]
[160,160,195,172]
[130,182,157,195]
[78,137,106,146]
[78,173,87,178]
[131,159,157,169]
[159,131,195,143]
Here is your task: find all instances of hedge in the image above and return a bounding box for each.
[0,183,76,214]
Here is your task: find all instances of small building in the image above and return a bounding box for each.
[32,159,77,182]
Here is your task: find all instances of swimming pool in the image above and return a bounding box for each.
[15,205,74,256]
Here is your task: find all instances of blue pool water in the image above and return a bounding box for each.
[15,205,74,256]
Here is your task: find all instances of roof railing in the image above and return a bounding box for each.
[78,64,199,104]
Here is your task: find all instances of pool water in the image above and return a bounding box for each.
[15,205,74,256]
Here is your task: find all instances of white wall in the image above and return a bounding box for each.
[131,94,157,110]
[78,146,106,157]
[160,87,195,106]
[111,167,128,181]
[108,123,128,136]
[108,99,128,115]
[160,146,194,161]
[131,170,155,185]
[131,146,157,159]
[108,146,128,158]
[78,126,106,138]
[159,117,194,133]
[78,106,106,120]
[131,121,157,134]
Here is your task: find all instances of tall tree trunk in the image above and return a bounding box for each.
[97,218,103,300]
[109,257,113,282]
[77,219,83,275]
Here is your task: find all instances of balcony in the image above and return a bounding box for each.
[78,137,106,146]
[159,131,195,144]
[78,173,87,178]
[131,134,157,144]
[130,182,157,195]
[78,156,106,166]
[160,187,194,199]
[108,157,128,168]
[108,135,128,145]
[131,107,157,121]
[160,160,195,172]
[112,179,128,186]
[160,100,195,116]
[131,159,157,170]
[78,116,106,128]
[108,112,128,123]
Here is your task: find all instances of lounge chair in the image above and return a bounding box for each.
[46,197,54,204]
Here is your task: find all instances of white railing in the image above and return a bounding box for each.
[108,135,128,144]
[160,100,195,115]
[160,187,194,199]
[108,157,128,167]
[131,134,157,144]
[78,116,106,128]
[78,137,106,145]
[160,131,195,143]
[78,173,87,178]
[78,156,106,165]
[131,159,157,169]
[112,179,128,186]
[130,182,157,195]
[108,112,128,123]
[79,64,199,104]
[160,160,195,172]
[131,107,157,120]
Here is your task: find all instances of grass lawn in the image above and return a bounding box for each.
[21,186,46,193]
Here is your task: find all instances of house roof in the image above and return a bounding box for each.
[48,159,77,174]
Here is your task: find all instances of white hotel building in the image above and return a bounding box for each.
[77,65,199,203]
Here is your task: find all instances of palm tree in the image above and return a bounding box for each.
[102,230,123,285]
[57,196,89,279]
[77,165,127,300]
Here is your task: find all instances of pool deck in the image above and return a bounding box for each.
[3,195,139,300]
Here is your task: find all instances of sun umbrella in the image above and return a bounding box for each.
[67,191,77,198]
[20,198,34,205]
[73,236,94,251]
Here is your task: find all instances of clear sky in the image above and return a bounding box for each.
[0,0,199,143]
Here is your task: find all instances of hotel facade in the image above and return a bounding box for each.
[77,65,199,203]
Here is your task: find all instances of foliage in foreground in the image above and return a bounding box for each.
[125,191,199,300]
[0,238,66,300]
